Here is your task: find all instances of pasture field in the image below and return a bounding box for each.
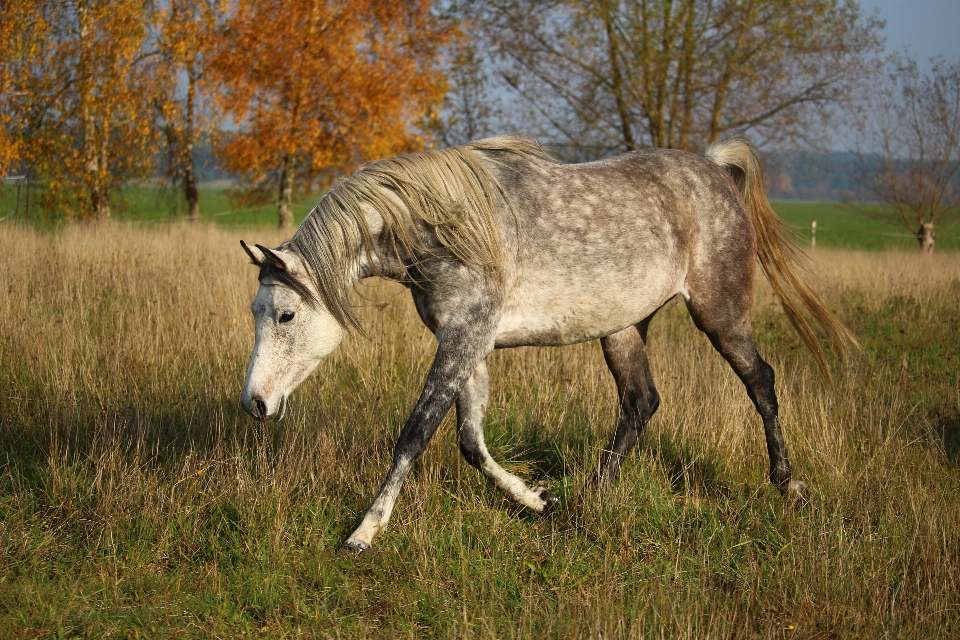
[770,201,960,253]
[0,185,319,228]
[0,222,959,638]
[3,182,959,251]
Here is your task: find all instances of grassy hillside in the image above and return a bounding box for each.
[0,224,957,637]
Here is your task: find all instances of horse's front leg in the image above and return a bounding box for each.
[457,360,559,513]
[343,324,495,553]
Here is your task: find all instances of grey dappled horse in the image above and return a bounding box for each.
[240,135,855,553]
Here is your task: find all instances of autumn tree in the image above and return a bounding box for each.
[0,1,32,178]
[851,56,960,253]
[2,0,162,219]
[465,0,882,156]
[155,0,223,222]
[212,0,453,231]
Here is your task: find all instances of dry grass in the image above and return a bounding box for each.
[0,223,958,638]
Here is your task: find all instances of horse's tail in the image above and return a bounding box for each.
[704,135,859,384]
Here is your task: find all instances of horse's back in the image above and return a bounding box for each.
[487,148,754,347]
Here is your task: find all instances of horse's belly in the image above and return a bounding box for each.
[494,285,677,348]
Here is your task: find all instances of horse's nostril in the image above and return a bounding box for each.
[253,397,267,419]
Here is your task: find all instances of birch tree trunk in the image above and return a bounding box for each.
[277,154,296,231]
[77,0,111,219]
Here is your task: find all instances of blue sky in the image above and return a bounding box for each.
[860,0,960,63]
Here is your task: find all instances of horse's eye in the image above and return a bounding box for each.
[279,311,295,324]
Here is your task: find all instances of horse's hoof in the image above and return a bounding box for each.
[342,538,371,555]
[590,472,614,492]
[785,480,809,505]
[538,488,560,515]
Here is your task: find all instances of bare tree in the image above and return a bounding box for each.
[853,56,960,252]
[427,41,501,147]
[466,0,882,156]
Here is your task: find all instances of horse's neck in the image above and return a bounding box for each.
[354,207,406,282]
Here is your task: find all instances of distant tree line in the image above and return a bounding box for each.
[1,0,958,248]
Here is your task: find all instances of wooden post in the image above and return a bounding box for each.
[14,178,21,223]
[24,170,30,222]
[811,219,817,250]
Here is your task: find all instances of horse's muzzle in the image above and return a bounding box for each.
[243,394,286,421]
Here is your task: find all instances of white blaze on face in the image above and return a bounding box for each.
[240,243,345,421]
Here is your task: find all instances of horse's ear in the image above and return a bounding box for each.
[255,244,292,272]
[241,240,265,265]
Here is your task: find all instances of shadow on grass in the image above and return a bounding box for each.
[934,413,960,467]
[636,431,729,498]
[0,392,277,496]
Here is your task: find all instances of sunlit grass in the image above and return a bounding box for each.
[771,200,960,252]
[0,184,321,227]
[0,223,958,637]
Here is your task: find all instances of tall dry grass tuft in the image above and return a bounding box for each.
[0,223,958,637]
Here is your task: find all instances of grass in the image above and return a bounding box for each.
[0,223,959,638]
[2,182,958,251]
[770,201,960,252]
[0,184,319,228]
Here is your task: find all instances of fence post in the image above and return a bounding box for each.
[14,178,22,223]
[24,170,30,222]
[811,219,817,250]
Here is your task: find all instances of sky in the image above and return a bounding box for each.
[860,0,960,64]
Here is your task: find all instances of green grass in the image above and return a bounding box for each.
[0,183,319,228]
[2,182,956,251]
[772,201,960,251]
[0,226,958,637]
[114,185,322,227]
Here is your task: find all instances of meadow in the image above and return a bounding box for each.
[0,220,958,638]
[2,183,958,251]
[0,185,319,229]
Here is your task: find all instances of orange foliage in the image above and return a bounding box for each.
[4,1,162,219]
[211,0,454,229]
[0,2,31,177]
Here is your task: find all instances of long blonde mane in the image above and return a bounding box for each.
[287,135,554,331]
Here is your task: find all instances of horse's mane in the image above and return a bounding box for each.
[284,135,555,331]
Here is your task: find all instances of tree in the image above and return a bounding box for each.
[426,40,501,147]
[0,1,32,177]
[2,0,162,219]
[467,0,882,156]
[155,0,223,222]
[212,0,453,231]
[853,56,960,252]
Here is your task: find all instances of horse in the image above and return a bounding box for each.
[239,135,856,553]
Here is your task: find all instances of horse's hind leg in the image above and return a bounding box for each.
[594,319,660,488]
[685,293,808,501]
[456,360,559,514]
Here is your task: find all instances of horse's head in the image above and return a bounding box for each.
[239,240,345,421]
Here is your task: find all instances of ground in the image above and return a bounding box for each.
[0,220,958,638]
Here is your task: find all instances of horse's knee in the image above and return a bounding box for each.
[645,386,661,419]
[627,386,660,424]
